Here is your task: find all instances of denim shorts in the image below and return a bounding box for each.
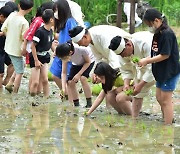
[29,52,50,68]
[9,55,24,74]
[156,73,180,91]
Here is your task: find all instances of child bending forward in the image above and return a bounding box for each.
[56,41,95,107]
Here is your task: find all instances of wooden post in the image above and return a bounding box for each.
[130,0,135,34]
[117,0,122,28]
[116,0,138,33]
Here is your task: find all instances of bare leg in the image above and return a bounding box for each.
[115,91,132,115]
[37,74,43,94]
[156,88,173,125]
[0,74,4,88]
[68,80,78,100]
[106,88,132,115]
[28,75,32,93]
[132,97,143,117]
[29,73,42,94]
[13,73,23,93]
[7,71,16,86]
[40,64,49,97]
[80,76,91,98]
[5,72,16,93]
[30,68,40,96]
[3,64,14,86]
[52,75,62,90]
[66,83,73,103]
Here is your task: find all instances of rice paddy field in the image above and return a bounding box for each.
[0,63,180,153]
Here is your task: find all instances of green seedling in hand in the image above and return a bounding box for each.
[124,89,134,96]
[132,56,140,63]
[83,111,88,116]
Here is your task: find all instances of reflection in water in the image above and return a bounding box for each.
[0,76,179,153]
[77,116,85,137]
[26,104,50,153]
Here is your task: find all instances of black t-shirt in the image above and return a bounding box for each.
[33,26,54,52]
[0,23,6,54]
[151,27,180,82]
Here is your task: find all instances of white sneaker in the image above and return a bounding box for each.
[135,20,142,28]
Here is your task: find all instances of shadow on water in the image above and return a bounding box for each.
[0,70,180,153]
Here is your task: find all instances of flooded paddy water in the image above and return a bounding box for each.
[0,67,180,154]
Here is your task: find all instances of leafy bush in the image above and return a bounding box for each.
[163,1,180,26]
[74,0,118,26]
[144,0,180,26]
[15,0,49,22]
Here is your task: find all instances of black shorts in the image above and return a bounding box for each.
[68,61,95,80]
[29,52,51,68]
[0,52,12,74]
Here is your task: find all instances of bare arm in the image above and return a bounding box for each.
[31,42,42,68]
[61,60,68,93]
[21,39,28,57]
[123,78,131,91]
[51,40,59,54]
[87,90,106,115]
[139,54,169,67]
[133,80,147,95]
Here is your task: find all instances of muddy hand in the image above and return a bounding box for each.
[60,90,66,101]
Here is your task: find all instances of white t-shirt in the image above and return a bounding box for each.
[71,44,95,65]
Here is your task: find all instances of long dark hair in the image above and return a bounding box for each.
[54,0,72,32]
[94,62,119,93]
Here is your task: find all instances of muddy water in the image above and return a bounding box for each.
[0,71,180,154]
